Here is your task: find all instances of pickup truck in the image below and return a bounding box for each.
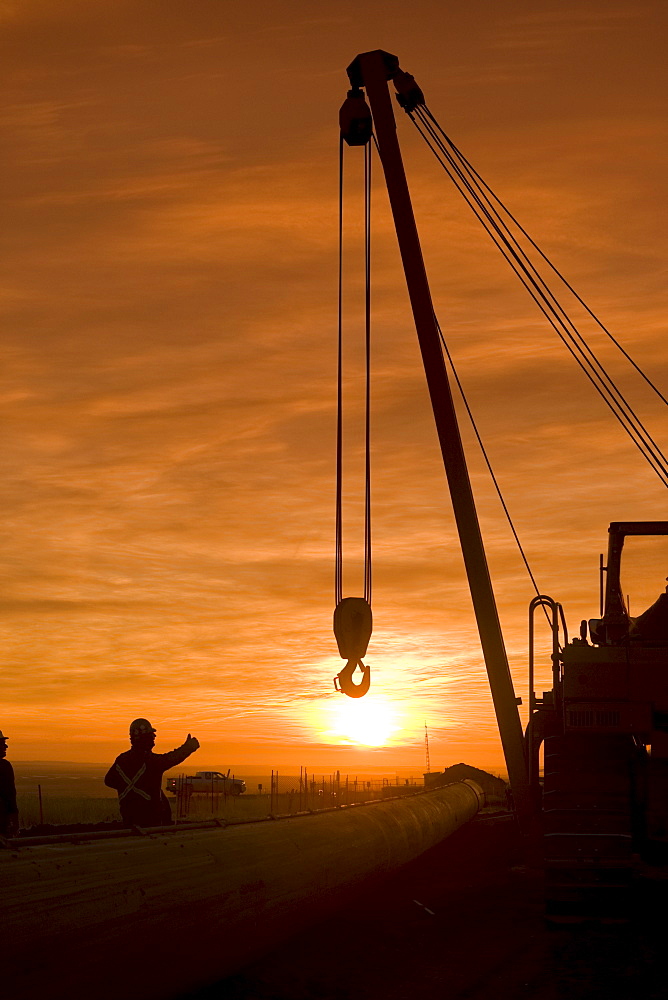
[165,771,247,796]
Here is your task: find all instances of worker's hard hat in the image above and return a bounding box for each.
[129,718,155,736]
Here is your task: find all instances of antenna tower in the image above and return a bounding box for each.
[424,721,431,773]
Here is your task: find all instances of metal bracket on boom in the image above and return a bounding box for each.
[346,51,425,116]
[347,50,399,89]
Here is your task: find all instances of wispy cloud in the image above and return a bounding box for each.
[1,0,666,771]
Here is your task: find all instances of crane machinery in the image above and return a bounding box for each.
[536,521,668,920]
[338,49,668,921]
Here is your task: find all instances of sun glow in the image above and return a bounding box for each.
[329,696,397,748]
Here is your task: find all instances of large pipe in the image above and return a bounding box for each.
[1,782,483,1000]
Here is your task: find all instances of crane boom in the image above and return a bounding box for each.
[347,49,531,823]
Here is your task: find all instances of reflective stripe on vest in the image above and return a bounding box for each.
[116,762,151,801]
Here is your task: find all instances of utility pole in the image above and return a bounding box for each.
[346,49,531,828]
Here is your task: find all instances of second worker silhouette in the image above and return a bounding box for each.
[105,718,200,827]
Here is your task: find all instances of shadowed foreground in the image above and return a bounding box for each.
[189,814,667,1000]
[2,783,482,1000]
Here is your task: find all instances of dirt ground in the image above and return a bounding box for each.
[185,812,667,1000]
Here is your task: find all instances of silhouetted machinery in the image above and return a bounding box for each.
[529,521,668,920]
[341,50,668,920]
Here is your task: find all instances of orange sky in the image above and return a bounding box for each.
[2,1,667,774]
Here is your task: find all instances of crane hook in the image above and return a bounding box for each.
[334,658,370,698]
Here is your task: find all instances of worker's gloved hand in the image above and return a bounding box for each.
[184,733,200,752]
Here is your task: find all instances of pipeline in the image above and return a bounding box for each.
[1,780,484,1000]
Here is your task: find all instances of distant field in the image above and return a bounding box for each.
[17,794,120,827]
[15,791,312,827]
[15,763,118,800]
[13,760,428,795]
[13,761,428,829]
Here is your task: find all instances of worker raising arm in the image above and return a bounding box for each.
[105,718,200,828]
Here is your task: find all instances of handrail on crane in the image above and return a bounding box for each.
[528,595,567,715]
[526,595,566,794]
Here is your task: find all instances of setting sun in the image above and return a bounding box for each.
[329,696,398,748]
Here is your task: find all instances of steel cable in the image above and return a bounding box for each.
[407,105,668,488]
[335,135,344,606]
[412,105,666,465]
[434,314,545,605]
[420,106,668,409]
[364,141,372,605]
[413,106,668,483]
[373,130,548,608]
[336,136,373,607]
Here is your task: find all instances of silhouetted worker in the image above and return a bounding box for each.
[0,729,19,838]
[104,718,200,828]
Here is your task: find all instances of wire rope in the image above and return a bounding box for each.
[413,106,668,481]
[406,105,668,488]
[335,135,344,606]
[412,105,665,456]
[413,108,668,482]
[434,313,545,603]
[364,140,372,604]
[376,122,548,605]
[420,106,668,409]
[335,136,373,608]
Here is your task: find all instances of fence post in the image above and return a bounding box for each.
[177,774,183,819]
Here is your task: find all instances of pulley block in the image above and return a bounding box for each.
[333,596,372,659]
[392,70,424,112]
[333,597,373,698]
[339,88,373,146]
